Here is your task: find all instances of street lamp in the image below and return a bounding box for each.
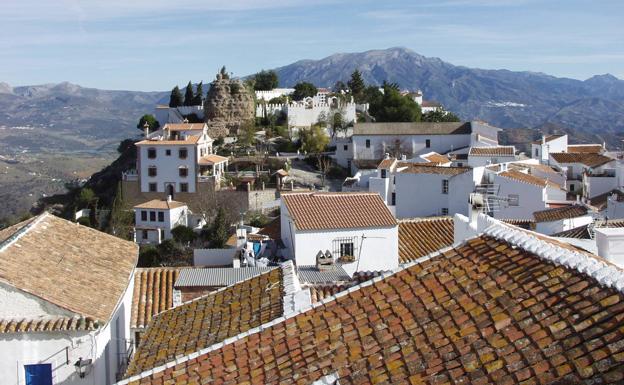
[74,357,92,378]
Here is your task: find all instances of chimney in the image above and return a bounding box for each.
[143,121,150,138]
[384,152,390,160]
[595,228,624,267]
[167,195,172,202]
[401,154,407,161]
[183,117,189,123]
[541,135,546,145]
[316,250,334,271]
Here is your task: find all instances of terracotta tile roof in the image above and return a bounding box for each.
[281,192,397,231]
[531,134,565,144]
[136,135,201,146]
[533,205,589,223]
[125,266,285,377]
[469,146,515,157]
[397,164,471,176]
[354,122,473,136]
[308,284,352,303]
[0,213,137,322]
[376,157,396,169]
[164,123,206,131]
[498,169,559,188]
[567,144,603,154]
[120,234,624,385]
[500,218,535,229]
[421,100,442,107]
[589,189,624,211]
[421,152,450,164]
[131,268,180,330]
[353,159,382,169]
[550,152,614,167]
[0,316,99,333]
[133,199,186,210]
[510,162,562,176]
[198,153,228,165]
[398,217,454,263]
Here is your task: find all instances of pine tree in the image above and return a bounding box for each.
[347,70,365,102]
[193,81,203,105]
[211,207,228,248]
[183,81,194,106]
[169,86,183,107]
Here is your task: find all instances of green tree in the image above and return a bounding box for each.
[138,246,160,267]
[183,81,194,106]
[193,81,204,105]
[137,114,160,132]
[300,125,330,155]
[239,120,256,147]
[292,82,318,101]
[268,96,287,104]
[362,85,383,105]
[210,207,228,248]
[422,109,461,122]
[369,84,422,122]
[108,182,133,239]
[169,86,183,107]
[254,70,279,91]
[347,70,365,102]
[77,188,96,209]
[171,225,196,245]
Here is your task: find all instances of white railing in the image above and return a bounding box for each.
[122,170,139,181]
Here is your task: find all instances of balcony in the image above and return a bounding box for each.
[122,169,138,181]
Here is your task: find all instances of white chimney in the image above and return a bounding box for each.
[144,121,150,138]
[167,195,172,202]
[595,228,624,267]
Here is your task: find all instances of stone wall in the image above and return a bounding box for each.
[204,73,254,137]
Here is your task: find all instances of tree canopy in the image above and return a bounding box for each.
[347,70,365,102]
[210,207,228,248]
[300,125,330,155]
[193,81,204,105]
[183,81,194,106]
[253,70,279,91]
[169,86,183,107]
[369,84,422,122]
[421,109,461,122]
[137,114,160,132]
[292,82,318,101]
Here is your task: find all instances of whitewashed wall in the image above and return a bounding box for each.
[584,175,617,198]
[535,215,593,235]
[492,176,548,220]
[0,283,75,319]
[607,198,624,219]
[467,155,516,168]
[134,205,187,242]
[139,144,197,193]
[353,134,471,160]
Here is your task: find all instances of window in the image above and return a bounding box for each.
[180,183,188,192]
[179,167,188,177]
[570,184,575,192]
[149,211,156,221]
[343,144,348,151]
[441,208,449,215]
[425,139,431,148]
[391,192,396,206]
[24,364,52,385]
[333,237,357,262]
[508,194,519,206]
[158,212,164,222]
[142,230,148,240]
[148,166,157,177]
[166,149,171,156]
[457,162,463,167]
[141,210,147,221]
[381,169,387,179]
[148,183,157,192]
[147,148,156,159]
[179,148,188,159]
[442,179,449,194]
[365,139,371,149]
[535,148,539,157]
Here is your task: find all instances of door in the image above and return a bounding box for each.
[24,364,52,385]
[166,184,175,199]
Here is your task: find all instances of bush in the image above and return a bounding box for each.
[327,165,349,179]
[247,211,270,228]
[171,225,196,245]
[138,245,160,267]
[77,217,91,227]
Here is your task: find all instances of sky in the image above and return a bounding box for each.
[2,0,623,91]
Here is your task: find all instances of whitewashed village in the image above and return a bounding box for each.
[2,64,624,385]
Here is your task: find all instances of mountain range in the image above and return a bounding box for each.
[273,47,624,147]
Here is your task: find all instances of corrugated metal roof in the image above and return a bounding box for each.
[297,265,350,284]
[174,267,274,287]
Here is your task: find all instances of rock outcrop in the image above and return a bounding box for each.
[204,72,255,137]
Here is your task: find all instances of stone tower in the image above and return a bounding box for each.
[204,71,255,138]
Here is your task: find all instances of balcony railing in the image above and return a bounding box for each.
[122,170,139,181]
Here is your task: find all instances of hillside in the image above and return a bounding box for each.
[273,47,624,145]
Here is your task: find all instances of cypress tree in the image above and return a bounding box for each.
[169,86,183,107]
[193,81,203,105]
[183,81,194,106]
[347,70,365,102]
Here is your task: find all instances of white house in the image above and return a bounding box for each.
[0,213,138,385]
[533,205,593,235]
[467,146,516,167]
[489,168,567,221]
[549,152,615,194]
[280,192,398,275]
[133,198,205,244]
[134,123,228,196]
[254,88,295,101]
[531,134,568,163]
[336,121,501,168]
[393,164,483,219]
[153,105,204,127]
[607,190,624,219]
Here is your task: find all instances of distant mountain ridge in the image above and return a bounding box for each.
[272,47,624,146]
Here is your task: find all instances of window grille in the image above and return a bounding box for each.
[332,237,357,263]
